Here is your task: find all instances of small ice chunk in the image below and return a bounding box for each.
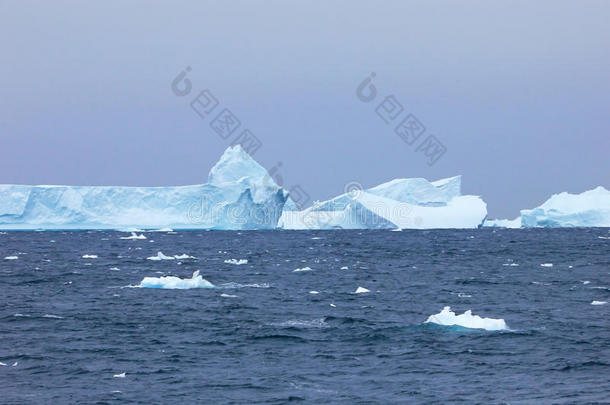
[424,306,508,331]
[540,263,553,267]
[138,270,214,289]
[293,266,312,272]
[220,293,238,298]
[330,303,336,307]
[309,290,319,294]
[340,266,349,270]
[173,254,195,260]
[354,287,370,294]
[146,252,175,261]
[224,259,248,265]
[4,256,18,260]
[82,255,98,259]
[591,301,607,305]
[113,372,126,378]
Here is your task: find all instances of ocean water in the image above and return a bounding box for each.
[1,229,609,404]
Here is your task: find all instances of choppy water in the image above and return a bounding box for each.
[1,229,609,404]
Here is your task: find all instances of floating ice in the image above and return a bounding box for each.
[113,372,126,378]
[224,259,248,265]
[110,267,120,271]
[340,266,349,270]
[293,266,312,272]
[4,256,18,260]
[147,251,175,261]
[220,293,238,298]
[120,232,147,240]
[540,263,553,268]
[354,287,370,294]
[591,301,607,305]
[424,306,508,331]
[271,318,328,328]
[483,217,522,228]
[82,254,98,259]
[309,290,319,294]
[0,362,5,366]
[138,270,214,289]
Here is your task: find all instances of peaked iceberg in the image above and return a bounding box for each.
[0,145,286,230]
[279,175,487,229]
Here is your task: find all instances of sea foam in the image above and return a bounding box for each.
[424,306,508,331]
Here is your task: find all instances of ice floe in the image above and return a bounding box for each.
[138,270,214,289]
[591,301,607,305]
[424,306,508,331]
[120,232,147,240]
[224,259,248,265]
[146,252,194,261]
[4,256,18,260]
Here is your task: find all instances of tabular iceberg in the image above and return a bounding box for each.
[0,145,286,230]
[484,186,610,228]
[279,175,487,229]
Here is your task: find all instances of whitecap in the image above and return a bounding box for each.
[224,259,248,265]
[271,318,328,328]
[82,254,98,259]
[340,266,349,270]
[354,287,370,294]
[591,301,607,305]
[540,263,553,267]
[174,254,196,260]
[311,237,323,240]
[120,232,147,240]
[309,290,319,294]
[138,270,214,289]
[424,306,508,331]
[43,314,64,319]
[293,266,312,272]
[4,256,18,260]
[113,372,126,378]
[221,282,270,289]
[220,293,238,298]
[502,263,519,267]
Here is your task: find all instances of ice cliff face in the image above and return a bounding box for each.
[0,145,286,230]
[279,175,488,229]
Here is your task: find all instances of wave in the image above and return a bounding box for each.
[293,266,312,272]
[138,270,214,289]
[120,232,147,240]
[147,251,195,261]
[424,306,508,331]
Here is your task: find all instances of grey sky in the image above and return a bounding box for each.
[1,0,608,218]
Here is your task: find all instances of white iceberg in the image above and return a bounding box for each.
[424,306,508,331]
[520,186,610,227]
[138,270,214,289]
[0,145,286,230]
[279,176,487,229]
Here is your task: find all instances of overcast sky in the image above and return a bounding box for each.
[1,1,608,218]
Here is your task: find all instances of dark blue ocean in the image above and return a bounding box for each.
[1,229,609,404]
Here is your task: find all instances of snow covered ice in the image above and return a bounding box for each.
[0,145,286,230]
[279,176,488,229]
[138,270,214,289]
[424,306,508,331]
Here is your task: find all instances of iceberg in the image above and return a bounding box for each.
[279,175,487,229]
[520,186,610,227]
[0,145,286,230]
